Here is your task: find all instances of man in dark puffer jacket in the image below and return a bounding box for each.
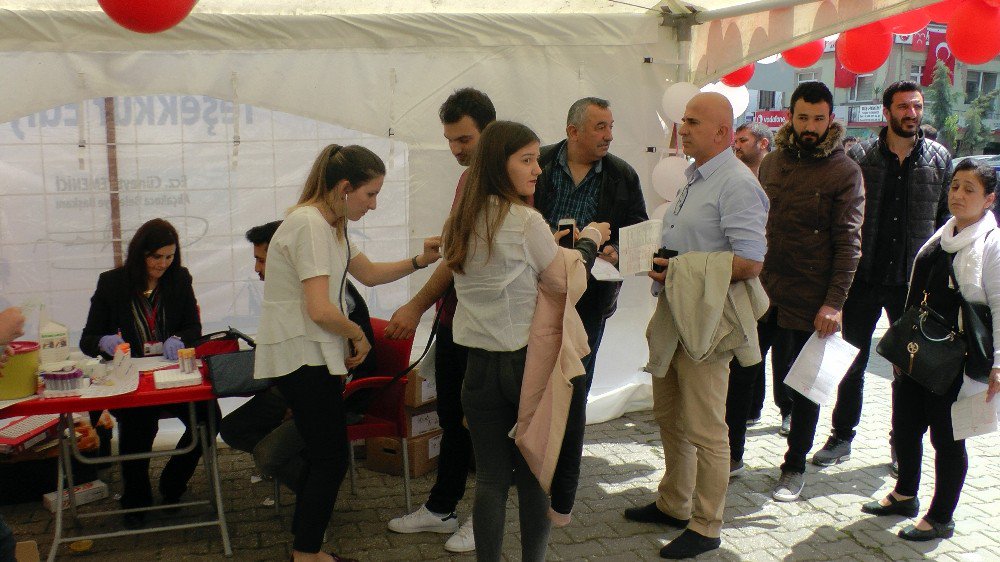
[812,81,952,473]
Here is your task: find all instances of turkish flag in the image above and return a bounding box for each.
[923,29,955,86]
[834,52,856,88]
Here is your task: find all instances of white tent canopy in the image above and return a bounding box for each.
[0,0,934,423]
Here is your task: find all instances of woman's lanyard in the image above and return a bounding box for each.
[142,296,161,340]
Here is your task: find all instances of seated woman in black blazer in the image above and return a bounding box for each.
[80,218,219,529]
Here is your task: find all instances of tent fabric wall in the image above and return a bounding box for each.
[0,7,676,423]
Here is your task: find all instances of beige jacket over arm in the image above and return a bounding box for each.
[515,247,590,493]
[644,251,769,376]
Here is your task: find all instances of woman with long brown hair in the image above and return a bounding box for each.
[443,121,609,561]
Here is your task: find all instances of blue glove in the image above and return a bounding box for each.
[163,336,184,361]
[98,334,125,357]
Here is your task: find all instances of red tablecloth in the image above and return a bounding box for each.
[0,373,215,418]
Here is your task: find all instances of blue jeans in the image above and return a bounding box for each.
[462,347,551,562]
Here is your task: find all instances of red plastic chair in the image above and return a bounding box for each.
[273,318,416,513]
[344,317,415,511]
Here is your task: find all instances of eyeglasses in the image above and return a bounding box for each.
[673,178,695,216]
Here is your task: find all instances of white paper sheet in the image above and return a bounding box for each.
[617,219,663,276]
[130,356,179,372]
[951,391,1000,441]
[591,258,624,282]
[783,332,860,406]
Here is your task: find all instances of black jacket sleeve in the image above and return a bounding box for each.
[79,271,117,359]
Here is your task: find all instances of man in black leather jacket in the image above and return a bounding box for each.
[532,96,647,516]
[812,81,952,472]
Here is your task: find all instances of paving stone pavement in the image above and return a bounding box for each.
[4,326,1000,560]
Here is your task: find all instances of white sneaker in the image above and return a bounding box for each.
[444,517,475,553]
[388,505,459,534]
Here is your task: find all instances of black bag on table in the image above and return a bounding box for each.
[195,327,272,397]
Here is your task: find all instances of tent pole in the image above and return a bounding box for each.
[103,97,123,268]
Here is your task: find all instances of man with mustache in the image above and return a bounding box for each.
[812,81,951,475]
[532,96,647,519]
[757,81,864,502]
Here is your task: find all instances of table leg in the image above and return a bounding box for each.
[200,402,231,556]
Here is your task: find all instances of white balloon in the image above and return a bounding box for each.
[651,202,671,221]
[758,53,781,64]
[700,82,750,119]
[651,156,689,201]
[661,82,700,124]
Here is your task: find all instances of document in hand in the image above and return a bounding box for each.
[783,332,860,406]
[617,219,662,276]
[951,391,1000,441]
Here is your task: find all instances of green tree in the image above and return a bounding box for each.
[925,60,958,148]
[958,89,1000,156]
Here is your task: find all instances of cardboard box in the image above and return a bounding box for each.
[15,541,40,562]
[365,429,443,478]
[404,402,440,437]
[42,479,108,512]
[404,367,437,408]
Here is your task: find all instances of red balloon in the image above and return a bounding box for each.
[947,0,1000,65]
[837,23,893,74]
[98,0,197,34]
[721,63,755,87]
[880,8,931,34]
[926,0,966,22]
[782,40,825,68]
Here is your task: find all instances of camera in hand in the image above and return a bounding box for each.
[557,218,575,249]
[652,247,678,273]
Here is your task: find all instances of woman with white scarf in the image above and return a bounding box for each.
[860,159,1000,541]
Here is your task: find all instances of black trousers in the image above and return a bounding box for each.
[275,365,350,554]
[424,325,473,515]
[112,400,220,509]
[892,373,967,524]
[833,280,908,441]
[546,285,610,514]
[726,309,786,463]
[775,328,815,475]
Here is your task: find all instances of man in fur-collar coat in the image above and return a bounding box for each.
[755,81,865,503]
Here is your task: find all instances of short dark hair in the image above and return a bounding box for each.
[124,218,182,293]
[953,159,998,199]
[567,97,611,127]
[842,135,859,144]
[735,122,774,150]
[882,80,922,109]
[789,81,833,115]
[920,124,938,141]
[439,88,496,132]
[245,221,282,246]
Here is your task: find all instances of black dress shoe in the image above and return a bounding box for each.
[660,529,721,559]
[623,502,689,529]
[861,494,919,517]
[899,519,955,541]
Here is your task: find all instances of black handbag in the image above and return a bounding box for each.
[195,327,273,397]
[876,291,967,395]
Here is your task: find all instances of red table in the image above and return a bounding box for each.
[1,372,231,561]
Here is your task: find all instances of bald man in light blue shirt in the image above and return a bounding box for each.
[625,92,768,560]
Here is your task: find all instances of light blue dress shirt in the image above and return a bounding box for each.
[659,149,768,261]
